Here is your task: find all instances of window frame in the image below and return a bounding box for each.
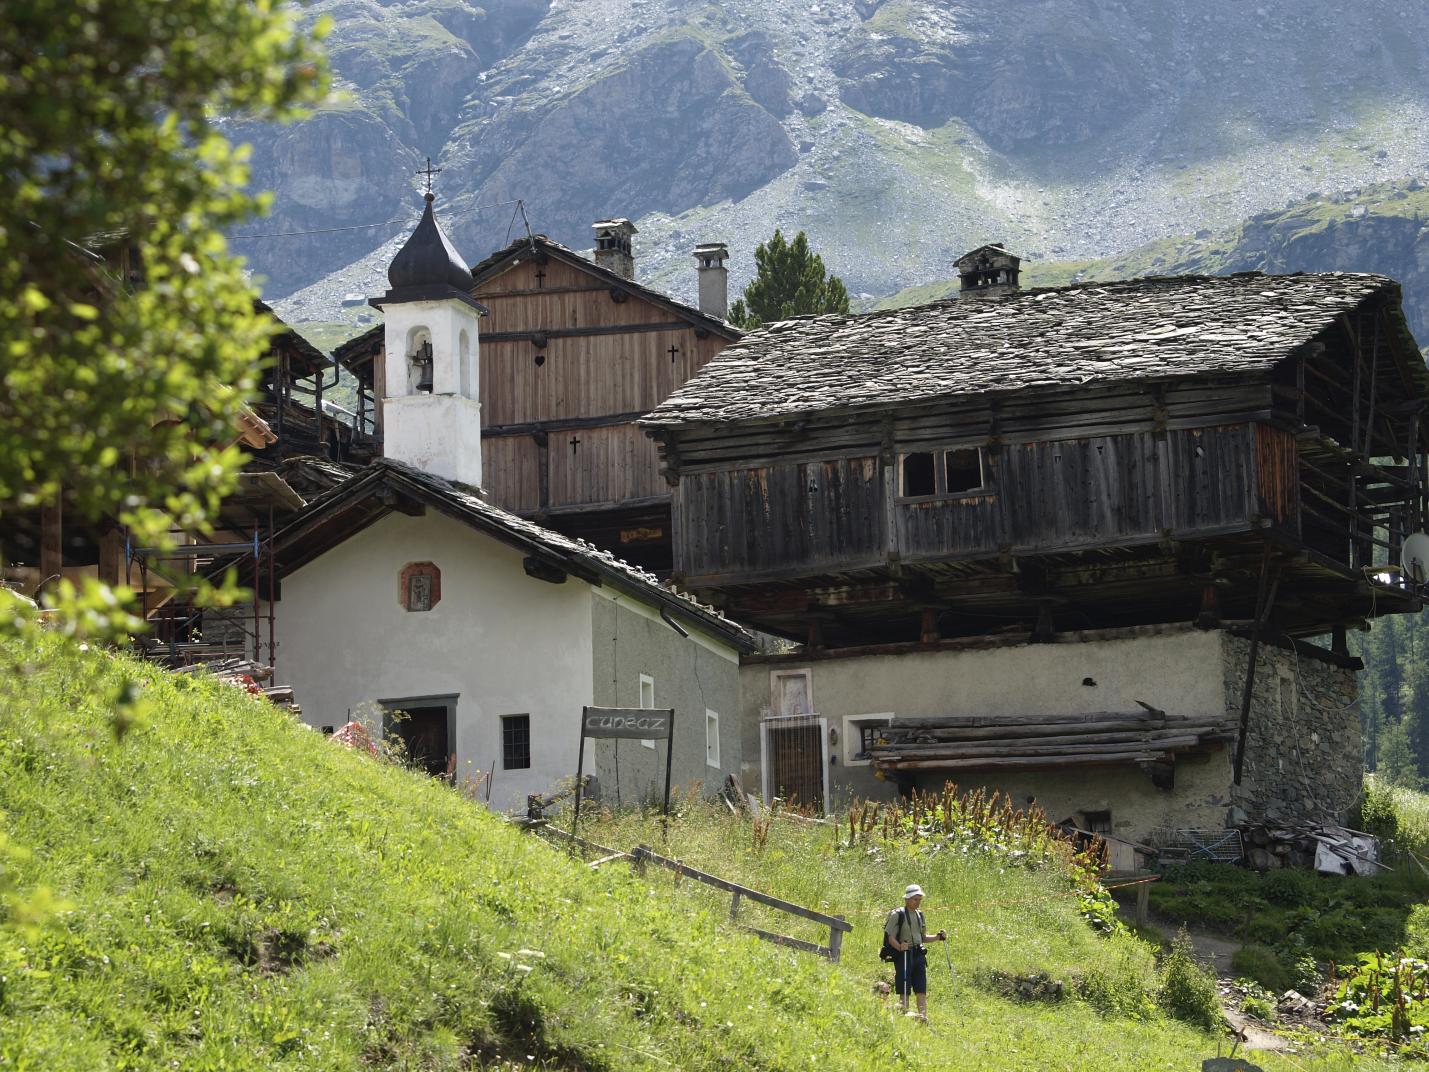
[841,713,893,767]
[895,445,988,501]
[705,708,721,769]
[501,713,532,771]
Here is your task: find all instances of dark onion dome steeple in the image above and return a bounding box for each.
[387,193,475,293]
[371,193,486,314]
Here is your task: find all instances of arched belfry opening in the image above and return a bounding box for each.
[368,181,489,488]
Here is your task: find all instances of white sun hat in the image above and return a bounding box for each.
[904,883,925,899]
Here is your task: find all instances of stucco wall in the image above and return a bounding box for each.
[1224,635,1360,827]
[738,627,1238,841]
[273,510,594,812]
[590,589,741,806]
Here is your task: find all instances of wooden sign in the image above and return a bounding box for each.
[581,706,672,740]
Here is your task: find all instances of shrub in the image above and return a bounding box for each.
[1361,777,1401,842]
[1157,929,1221,1031]
[1262,867,1319,908]
[1230,944,1291,993]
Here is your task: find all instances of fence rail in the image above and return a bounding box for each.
[522,822,850,961]
[631,845,851,962]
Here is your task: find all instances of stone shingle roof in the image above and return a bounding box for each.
[642,272,1400,429]
[271,459,757,653]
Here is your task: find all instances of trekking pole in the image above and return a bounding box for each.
[941,935,954,988]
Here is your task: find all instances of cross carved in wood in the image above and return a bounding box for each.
[668,344,680,365]
[569,436,581,454]
[535,267,546,288]
[416,156,442,194]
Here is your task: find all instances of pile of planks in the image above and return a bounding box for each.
[868,702,1236,772]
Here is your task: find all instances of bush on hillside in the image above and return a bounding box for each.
[1230,943,1292,993]
[1156,930,1220,1031]
[1361,777,1401,842]
[1262,866,1320,908]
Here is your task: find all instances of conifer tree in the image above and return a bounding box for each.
[728,229,850,330]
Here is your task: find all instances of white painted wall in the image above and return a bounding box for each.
[739,627,1237,840]
[274,510,594,812]
[382,298,483,487]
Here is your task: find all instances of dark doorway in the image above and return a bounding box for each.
[381,695,457,779]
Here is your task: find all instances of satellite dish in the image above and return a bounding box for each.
[1402,532,1429,585]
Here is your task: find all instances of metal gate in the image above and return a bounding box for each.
[760,713,828,814]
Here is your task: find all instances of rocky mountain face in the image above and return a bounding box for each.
[879,183,1429,348]
[240,0,1429,331]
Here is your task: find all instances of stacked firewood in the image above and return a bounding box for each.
[868,702,1236,772]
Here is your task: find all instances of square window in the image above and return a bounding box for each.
[945,448,983,493]
[841,713,893,766]
[502,714,531,770]
[705,709,720,768]
[901,452,936,497]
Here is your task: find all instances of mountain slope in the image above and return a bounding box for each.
[876,182,1429,346]
[241,0,1429,322]
[0,633,1377,1070]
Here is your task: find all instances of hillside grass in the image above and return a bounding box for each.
[0,633,1393,1070]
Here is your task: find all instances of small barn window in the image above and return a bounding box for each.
[898,447,986,498]
[901,452,937,497]
[945,448,984,493]
[502,714,531,770]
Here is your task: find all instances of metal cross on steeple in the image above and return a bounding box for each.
[416,156,442,195]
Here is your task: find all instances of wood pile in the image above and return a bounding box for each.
[868,703,1236,772]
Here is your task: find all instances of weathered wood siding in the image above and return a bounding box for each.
[475,258,730,514]
[674,456,885,579]
[548,425,666,508]
[676,424,1277,582]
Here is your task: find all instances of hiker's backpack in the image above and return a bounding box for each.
[879,908,923,961]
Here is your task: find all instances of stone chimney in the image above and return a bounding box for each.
[693,242,729,319]
[955,243,1021,299]
[593,218,637,280]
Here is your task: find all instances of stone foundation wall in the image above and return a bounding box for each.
[1222,635,1361,828]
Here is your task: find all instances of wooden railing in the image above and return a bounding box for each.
[522,821,851,961]
[630,845,851,961]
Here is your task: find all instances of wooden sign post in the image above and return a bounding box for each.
[572,706,675,834]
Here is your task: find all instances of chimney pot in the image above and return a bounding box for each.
[693,241,729,320]
[954,243,1021,299]
[592,218,637,280]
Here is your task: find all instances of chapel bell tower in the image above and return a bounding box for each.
[371,189,487,488]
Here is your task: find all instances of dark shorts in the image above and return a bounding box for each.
[893,947,927,996]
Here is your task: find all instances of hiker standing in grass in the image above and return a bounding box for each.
[885,883,946,1021]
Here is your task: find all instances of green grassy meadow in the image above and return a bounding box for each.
[0,634,1396,1070]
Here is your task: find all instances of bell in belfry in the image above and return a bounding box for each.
[411,339,434,393]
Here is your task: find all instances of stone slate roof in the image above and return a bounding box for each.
[270,458,757,653]
[642,272,1402,429]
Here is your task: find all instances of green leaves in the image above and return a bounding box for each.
[0,0,328,643]
[728,229,850,330]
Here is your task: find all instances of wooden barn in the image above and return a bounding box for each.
[334,221,742,571]
[643,270,1429,647]
[642,267,1429,834]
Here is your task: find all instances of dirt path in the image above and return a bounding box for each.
[1122,907,1289,1053]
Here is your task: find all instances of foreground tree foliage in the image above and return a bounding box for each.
[0,0,327,636]
[728,229,850,329]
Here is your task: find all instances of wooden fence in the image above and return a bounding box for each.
[523,821,851,961]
